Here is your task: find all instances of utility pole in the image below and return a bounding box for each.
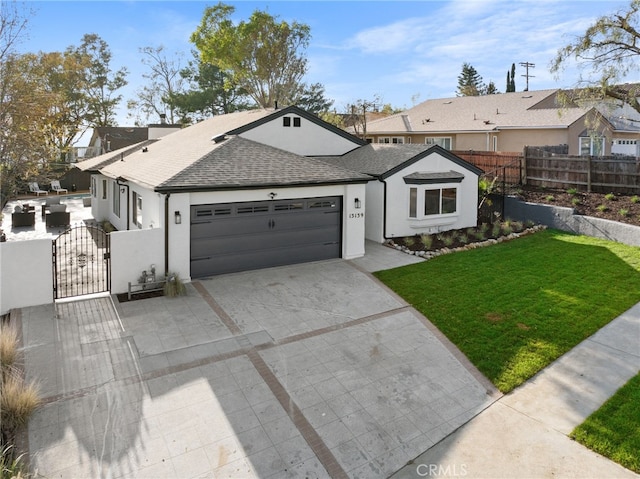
[519,62,535,91]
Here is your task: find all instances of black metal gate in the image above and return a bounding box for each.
[53,225,110,299]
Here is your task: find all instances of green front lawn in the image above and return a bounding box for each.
[375,229,640,393]
[571,374,640,474]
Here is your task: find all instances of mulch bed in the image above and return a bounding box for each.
[513,186,640,227]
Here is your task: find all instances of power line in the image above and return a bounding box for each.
[519,62,535,91]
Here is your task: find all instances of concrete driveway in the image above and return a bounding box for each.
[21,250,497,478]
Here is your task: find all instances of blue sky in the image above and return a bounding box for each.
[18,0,631,135]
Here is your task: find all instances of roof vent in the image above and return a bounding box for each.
[522,95,533,98]
[443,101,452,104]
[142,147,148,153]
[211,133,227,143]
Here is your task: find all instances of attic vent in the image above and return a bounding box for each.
[484,120,492,125]
[521,95,533,98]
[421,118,431,124]
[443,101,452,104]
[211,134,226,143]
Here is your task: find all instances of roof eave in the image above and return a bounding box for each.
[154,178,372,194]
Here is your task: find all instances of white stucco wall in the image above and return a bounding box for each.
[383,154,479,239]
[109,228,165,294]
[365,180,385,243]
[238,114,360,156]
[0,240,53,314]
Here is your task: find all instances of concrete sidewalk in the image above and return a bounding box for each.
[392,302,640,478]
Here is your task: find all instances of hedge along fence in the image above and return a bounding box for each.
[524,146,640,194]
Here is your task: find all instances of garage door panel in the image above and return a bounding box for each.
[190,196,342,277]
[191,241,340,277]
[191,226,340,257]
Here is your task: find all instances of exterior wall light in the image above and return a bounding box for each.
[174,211,181,224]
[354,198,362,209]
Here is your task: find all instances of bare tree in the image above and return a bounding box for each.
[551,0,640,114]
[128,45,184,125]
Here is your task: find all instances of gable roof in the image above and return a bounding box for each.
[365,89,592,134]
[77,108,371,192]
[320,144,483,179]
[228,105,368,147]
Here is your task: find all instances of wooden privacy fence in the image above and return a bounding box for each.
[453,150,524,185]
[524,146,640,193]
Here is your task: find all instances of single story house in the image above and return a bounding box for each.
[320,144,483,242]
[76,106,372,280]
[362,89,635,156]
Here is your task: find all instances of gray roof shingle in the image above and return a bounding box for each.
[157,136,371,191]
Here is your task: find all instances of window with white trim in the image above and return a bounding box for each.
[91,177,97,198]
[132,192,142,229]
[378,137,405,144]
[112,182,120,217]
[409,187,457,218]
[102,179,107,199]
[425,137,452,150]
[579,136,605,156]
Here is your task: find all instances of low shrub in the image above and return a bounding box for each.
[605,192,616,201]
[567,188,578,196]
[420,234,433,250]
[545,195,555,202]
[597,204,609,212]
[619,208,629,217]
[631,195,639,204]
[0,445,29,479]
[0,322,19,372]
[1,371,41,440]
[164,273,187,297]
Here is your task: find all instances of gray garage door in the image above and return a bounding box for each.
[190,197,342,277]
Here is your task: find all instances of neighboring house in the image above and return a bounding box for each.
[76,107,372,280]
[87,121,182,157]
[321,144,483,242]
[362,89,638,156]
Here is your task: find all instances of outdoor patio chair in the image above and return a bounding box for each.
[28,182,48,196]
[45,204,70,227]
[50,180,68,195]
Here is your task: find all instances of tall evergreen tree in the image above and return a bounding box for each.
[506,63,516,92]
[456,63,484,96]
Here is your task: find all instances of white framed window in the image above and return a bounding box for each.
[132,192,142,229]
[425,137,452,150]
[112,182,120,217]
[91,177,97,198]
[378,137,405,144]
[492,136,498,152]
[102,179,107,200]
[579,136,605,156]
[408,187,458,218]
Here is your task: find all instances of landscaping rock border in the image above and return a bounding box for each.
[385,225,547,260]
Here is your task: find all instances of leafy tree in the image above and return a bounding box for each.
[457,63,485,96]
[190,2,310,108]
[551,0,640,114]
[165,50,251,123]
[128,46,184,125]
[69,34,128,126]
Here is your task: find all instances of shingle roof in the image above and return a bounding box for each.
[157,136,371,191]
[77,108,371,191]
[365,89,591,134]
[319,144,483,179]
[75,140,158,172]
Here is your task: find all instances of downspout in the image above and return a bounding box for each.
[382,178,389,239]
[164,193,170,276]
